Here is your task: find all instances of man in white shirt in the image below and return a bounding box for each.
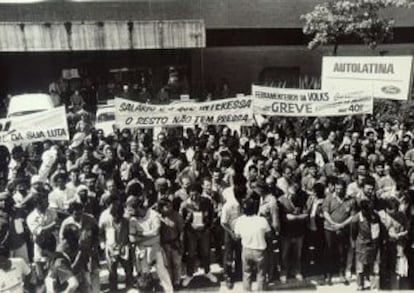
[0,245,31,293]
[234,197,271,291]
[26,192,57,282]
[128,197,173,292]
[221,184,243,289]
[99,201,132,291]
[65,168,81,202]
[49,173,73,215]
[277,165,294,196]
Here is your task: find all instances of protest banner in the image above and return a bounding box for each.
[252,85,373,116]
[321,56,413,100]
[0,106,69,145]
[115,97,254,128]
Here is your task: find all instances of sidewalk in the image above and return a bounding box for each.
[100,263,360,292]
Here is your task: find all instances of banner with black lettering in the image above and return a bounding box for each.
[115,97,254,128]
[0,106,70,145]
[252,85,373,116]
[321,56,413,100]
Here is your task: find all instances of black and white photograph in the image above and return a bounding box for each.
[0,0,413,292]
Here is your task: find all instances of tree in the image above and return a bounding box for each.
[301,0,410,55]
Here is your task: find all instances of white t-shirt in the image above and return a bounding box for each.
[234,215,271,250]
[220,188,240,230]
[0,258,31,293]
[48,188,71,210]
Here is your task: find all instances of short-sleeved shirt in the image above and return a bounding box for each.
[47,252,75,292]
[99,208,130,247]
[0,258,30,293]
[346,182,363,199]
[322,193,355,231]
[26,208,57,237]
[234,215,271,250]
[49,188,72,211]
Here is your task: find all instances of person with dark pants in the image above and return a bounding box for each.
[255,180,280,283]
[221,184,244,289]
[351,199,382,291]
[303,182,326,279]
[278,182,309,283]
[158,198,184,289]
[180,183,218,287]
[322,178,356,285]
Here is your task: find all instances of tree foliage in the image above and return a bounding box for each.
[301,0,409,54]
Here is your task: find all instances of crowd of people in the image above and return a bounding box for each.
[1,97,414,292]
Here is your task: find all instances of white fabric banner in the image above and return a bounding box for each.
[115,97,254,128]
[321,56,413,100]
[0,106,69,145]
[252,85,373,117]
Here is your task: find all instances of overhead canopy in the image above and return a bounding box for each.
[0,19,205,51]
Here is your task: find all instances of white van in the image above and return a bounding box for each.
[7,93,60,118]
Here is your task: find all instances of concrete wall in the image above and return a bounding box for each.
[0,43,412,98]
[192,44,414,95]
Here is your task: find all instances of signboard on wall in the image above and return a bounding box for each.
[321,56,413,100]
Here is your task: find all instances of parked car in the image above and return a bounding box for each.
[7,93,60,118]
